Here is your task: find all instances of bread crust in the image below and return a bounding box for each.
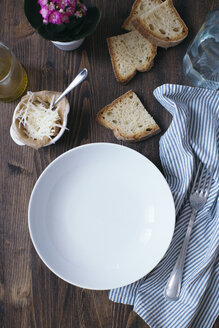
[107,36,157,84]
[122,0,163,31]
[96,90,161,142]
[106,38,136,84]
[97,91,133,126]
[122,0,145,31]
[113,124,160,142]
[132,0,188,48]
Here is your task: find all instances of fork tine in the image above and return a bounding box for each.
[197,163,205,193]
[205,169,214,198]
[191,162,202,194]
[201,166,210,194]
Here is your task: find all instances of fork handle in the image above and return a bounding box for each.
[164,209,197,301]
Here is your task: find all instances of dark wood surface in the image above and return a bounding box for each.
[0,0,218,327]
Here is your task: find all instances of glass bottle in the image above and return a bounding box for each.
[183,8,219,90]
[0,42,28,101]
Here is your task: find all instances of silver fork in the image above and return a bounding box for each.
[164,162,214,301]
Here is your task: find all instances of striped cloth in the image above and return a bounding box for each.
[109,84,219,328]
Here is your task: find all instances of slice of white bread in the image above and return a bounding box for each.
[123,0,162,31]
[107,31,157,84]
[132,0,188,48]
[96,90,160,142]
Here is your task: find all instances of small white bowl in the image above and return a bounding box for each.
[10,91,70,148]
[10,118,68,148]
[51,38,85,51]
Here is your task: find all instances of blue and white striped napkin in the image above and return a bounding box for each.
[109,84,219,328]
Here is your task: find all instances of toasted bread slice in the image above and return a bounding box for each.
[97,90,160,142]
[133,0,188,48]
[107,31,157,84]
[123,0,162,31]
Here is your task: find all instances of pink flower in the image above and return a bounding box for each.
[48,2,55,10]
[68,0,76,6]
[40,6,51,19]
[79,3,87,15]
[48,10,63,24]
[74,10,83,18]
[62,13,70,23]
[56,0,68,9]
[66,6,75,15]
[38,0,48,6]
[39,0,87,25]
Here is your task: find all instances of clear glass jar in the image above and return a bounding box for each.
[183,8,219,90]
[0,42,28,101]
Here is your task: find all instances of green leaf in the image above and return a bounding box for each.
[37,24,65,41]
[76,7,101,39]
[24,0,42,29]
[60,7,101,41]
[46,7,100,42]
[67,16,85,30]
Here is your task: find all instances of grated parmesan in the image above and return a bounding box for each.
[15,92,63,140]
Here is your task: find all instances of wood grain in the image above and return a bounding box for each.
[0,0,218,327]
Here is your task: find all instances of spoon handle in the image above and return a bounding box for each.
[52,68,88,107]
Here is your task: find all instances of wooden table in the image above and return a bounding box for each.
[1,0,218,327]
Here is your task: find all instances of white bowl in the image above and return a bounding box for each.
[28,143,175,290]
[51,38,85,51]
[10,91,70,148]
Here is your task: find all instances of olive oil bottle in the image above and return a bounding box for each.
[0,42,27,101]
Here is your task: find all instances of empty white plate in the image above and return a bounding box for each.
[28,143,175,290]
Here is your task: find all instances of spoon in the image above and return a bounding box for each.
[52,67,88,108]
